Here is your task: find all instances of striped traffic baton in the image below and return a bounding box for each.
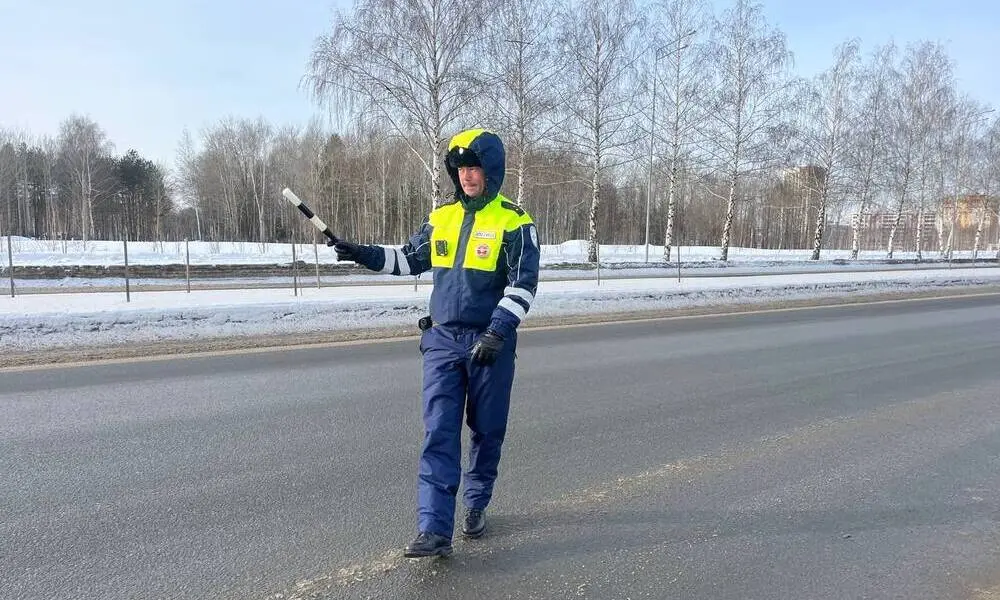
[281,188,339,244]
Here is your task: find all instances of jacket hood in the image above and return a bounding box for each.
[445,129,505,211]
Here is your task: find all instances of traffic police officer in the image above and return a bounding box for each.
[329,129,540,557]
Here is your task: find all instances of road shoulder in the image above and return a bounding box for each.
[5,284,999,370]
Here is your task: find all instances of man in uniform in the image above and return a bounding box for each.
[329,128,540,557]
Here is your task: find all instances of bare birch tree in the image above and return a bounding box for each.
[0,130,16,239]
[926,97,964,260]
[940,102,993,259]
[175,128,203,240]
[558,0,645,262]
[993,125,1000,261]
[36,137,61,239]
[308,0,488,211]
[649,0,708,261]
[478,0,563,207]
[702,0,793,261]
[241,119,273,246]
[884,42,953,259]
[57,115,113,244]
[972,115,1000,260]
[845,43,895,259]
[801,39,860,260]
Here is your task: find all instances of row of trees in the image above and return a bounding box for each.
[0,117,170,243]
[3,0,999,262]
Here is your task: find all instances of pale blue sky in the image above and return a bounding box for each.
[1,0,997,168]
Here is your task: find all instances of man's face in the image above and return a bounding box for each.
[459,166,486,198]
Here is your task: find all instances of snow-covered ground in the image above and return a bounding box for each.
[4,236,998,269]
[2,237,999,355]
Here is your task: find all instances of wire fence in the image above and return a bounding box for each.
[3,233,999,300]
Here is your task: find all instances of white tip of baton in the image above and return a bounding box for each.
[281,187,302,205]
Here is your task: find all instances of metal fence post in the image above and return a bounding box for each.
[292,241,298,297]
[123,239,131,302]
[314,232,321,289]
[6,233,14,298]
[596,241,601,286]
[677,243,682,282]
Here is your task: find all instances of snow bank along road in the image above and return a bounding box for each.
[2,266,1000,367]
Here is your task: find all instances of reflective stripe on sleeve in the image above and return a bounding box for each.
[380,246,397,274]
[498,297,527,321]
[503,286,534,307]
[394,248,411,275]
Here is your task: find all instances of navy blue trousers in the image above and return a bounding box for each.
[417,325,516,538]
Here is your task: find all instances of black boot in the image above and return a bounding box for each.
[462,508,486,539]
[403,532,453,558]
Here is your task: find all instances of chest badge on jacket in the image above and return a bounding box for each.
[475,244,490,259]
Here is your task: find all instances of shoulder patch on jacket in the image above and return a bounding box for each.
[500,200,525,216]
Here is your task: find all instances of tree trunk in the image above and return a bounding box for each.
[886,194,905,260]
[810,179,830,260]
[396,184,402,247]
[79,162,92,244]
[995,214,1000,261]
[886,159,912,259]
[260,158,268,244]
[249,160,266,246]
[430,83,443,210]
[937,213,946,256]
[800,191,811,249]
[664,159,678,262]
[588,158,601,263]
[720,169,738,262]
[945,210,957,260]
[664,96,681,261]
[515,152,526,207]
[380,146,388,243]
[850,212,862,260]
[972,197,986,262]
[915,205,924,260]
[431,151,442,209]
[851,153,876,260]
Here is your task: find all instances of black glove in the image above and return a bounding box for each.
[327,238,362,263]
[471,329,505,366]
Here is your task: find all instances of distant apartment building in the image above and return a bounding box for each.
[780,165,828,193]
[851,194,999,252]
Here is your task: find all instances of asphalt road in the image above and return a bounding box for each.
[3,293,1000,600]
